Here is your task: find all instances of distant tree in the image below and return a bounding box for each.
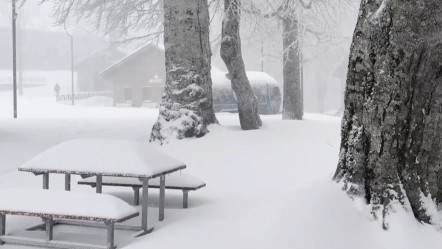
[220,0,262,130]
[280,0,304,120]
[334,0,442,228]
[42,0,164,43]
[42,0,218,142]
[241,0,353,119]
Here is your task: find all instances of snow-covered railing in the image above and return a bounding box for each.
[56,91,112,102]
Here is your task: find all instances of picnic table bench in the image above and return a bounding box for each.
[0,189,138,249]
[18,139,187,236]
[78,173,206,208]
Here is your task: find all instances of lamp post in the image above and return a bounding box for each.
[260,31,264,72]
[11,0,17,118]
[64,23,74,105]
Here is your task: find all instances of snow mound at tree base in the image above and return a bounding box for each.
[286,178,442,249]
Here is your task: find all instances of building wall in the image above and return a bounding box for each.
[104,47,166,107]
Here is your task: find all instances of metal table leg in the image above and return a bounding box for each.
[43,173,49,190]
[106,222,114,249]
[65,174,71,191]
[96,175,102,194]
[183,190,189,209]
[134,179,154,237]
[132,187,140,206]
[141,179,148,230]
[159,175,165,221]
[45,218,53,242]
[0,214,4,245]
[0,214,5,235]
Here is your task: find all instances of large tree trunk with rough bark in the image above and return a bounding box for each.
[220,0,262,130]
[282,15,303,120]
[334,0,442,228]
[150,0,217,143]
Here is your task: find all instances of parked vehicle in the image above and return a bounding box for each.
[211,69,281,115]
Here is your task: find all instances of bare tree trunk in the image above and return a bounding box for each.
[220,0,262,130]
[334,0,442,228]
[150,0,217,143]
[282,16,303,120]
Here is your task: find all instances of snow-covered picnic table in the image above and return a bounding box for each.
[18,139,186,234]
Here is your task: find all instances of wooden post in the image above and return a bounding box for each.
[132,187,140,206]
[106,222,114,249]
[45,218,53,242]
[96,175,102,194]
[43,173,49,190]
[141,179,149,231]
[183,190,189,209]
[65,174,71,191]
[159,175,165,221]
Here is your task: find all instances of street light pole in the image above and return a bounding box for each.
[11,0,17,118]
[260,31,264,72]
[64,23,74,105]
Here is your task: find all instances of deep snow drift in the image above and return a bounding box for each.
[1,93,442,249]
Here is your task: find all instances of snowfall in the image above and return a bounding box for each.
[1,91,442,249]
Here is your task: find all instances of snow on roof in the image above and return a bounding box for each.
[100,44,164,76]
[211,67,279,87]
[0,188,138,221]
[74,46,126,67]
[19,139,186,178]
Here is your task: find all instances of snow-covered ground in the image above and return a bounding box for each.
[1,93,442,249]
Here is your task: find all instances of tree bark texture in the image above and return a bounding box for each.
[282,15,303,120]
[220,0,262,130]
[334,0,442,228]
[151,0,218,143]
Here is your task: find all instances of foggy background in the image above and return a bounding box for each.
[0,0,359,114]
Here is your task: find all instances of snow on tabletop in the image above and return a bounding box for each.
[19,139,186,178]
[0,189,138,221]
[81,172,206,189]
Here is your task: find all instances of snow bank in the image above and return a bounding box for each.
[2,96,442,249]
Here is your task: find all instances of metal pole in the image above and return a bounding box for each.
[0,214,5,236]
[106,222,114,249]
[11,0,17,118]
[43,173,49,190]
[70,34,74,105]
[261,31,264,72]
[141,179,148,231]
[17,4,23,96]
[64,23,74,105]
[159,175,165,221]
[96,175,102,194]
[45,218,53,242]
[132,187,140,206]
[65,174,71,191]
[182,190,189,209]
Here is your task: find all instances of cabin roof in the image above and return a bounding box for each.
[100,44,164,76]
